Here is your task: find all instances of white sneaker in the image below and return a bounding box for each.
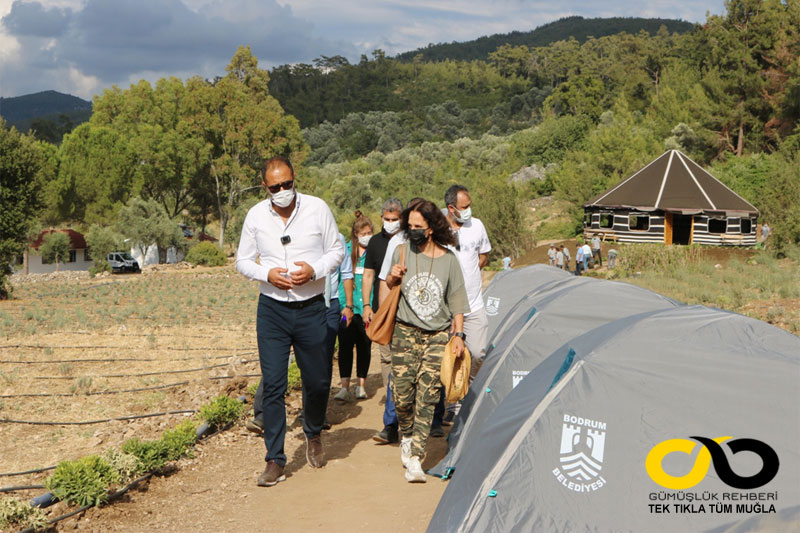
[334,387,350,402]
[400,436,412,468]
[354,385,367,399]
[405,456,427,483]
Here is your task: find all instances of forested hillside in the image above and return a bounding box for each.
[394,16,696,62]
[2,1,799,297]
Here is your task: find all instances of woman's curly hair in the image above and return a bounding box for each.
[400,199,457,248]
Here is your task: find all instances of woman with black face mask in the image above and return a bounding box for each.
[384,199,469,483]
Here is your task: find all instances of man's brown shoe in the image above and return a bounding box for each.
[257,460,285,487]
[306,434,326,468]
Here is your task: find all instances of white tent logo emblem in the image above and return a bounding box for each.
[552,414,608,492]
[486,297,500,316]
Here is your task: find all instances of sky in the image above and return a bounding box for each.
[0,0,725,100]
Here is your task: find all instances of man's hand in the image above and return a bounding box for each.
[268,267,293,290]
[289,261,315,285]
[452,336,465,359]
[341,307,354,327]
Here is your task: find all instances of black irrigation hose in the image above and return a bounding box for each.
[0,466,56,477]
[0,409,196,426]
[30,359,258,379]
[0,351,258,364]
[17,473,154,533]
[0,344,252,351]
[0,381,191,398]
[0,485,44,493]
[209,373,261,380]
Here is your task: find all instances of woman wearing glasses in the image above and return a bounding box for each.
[384,199,468,483]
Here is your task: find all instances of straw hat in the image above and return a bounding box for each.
[441,338,471,403]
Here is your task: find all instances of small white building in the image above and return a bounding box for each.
[23,229,93,274]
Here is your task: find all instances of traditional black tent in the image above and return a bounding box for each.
[583,150,758,245]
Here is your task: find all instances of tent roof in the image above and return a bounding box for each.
[584,150,758,216]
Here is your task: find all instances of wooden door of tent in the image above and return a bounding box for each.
[664,213,673,244]
[666,213,694,245]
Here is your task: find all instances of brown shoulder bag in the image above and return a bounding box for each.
[366,243,406,345]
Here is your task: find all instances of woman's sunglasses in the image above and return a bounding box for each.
[266,180,294,194]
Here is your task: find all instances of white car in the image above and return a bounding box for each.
[107,252,141,273]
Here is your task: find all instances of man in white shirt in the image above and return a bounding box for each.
[591,233,603,267]
[581,242,593,270]
[432,185,491,430]
[443,185,491,371]
[236,156,344,487]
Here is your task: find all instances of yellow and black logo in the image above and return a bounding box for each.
[646,436,779,490]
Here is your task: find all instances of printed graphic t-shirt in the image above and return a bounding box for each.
[392,243,469,332]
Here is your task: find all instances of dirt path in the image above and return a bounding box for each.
[63,356,449,532]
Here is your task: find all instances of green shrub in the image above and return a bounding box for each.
[0,496,48,531]
[185,242,227,267]
[121,420,197,473]
[45,455,119,507]
[617,244,702,276]
[89,259,111,277]
[535,219,577,240]
[199,396,245,428]
[102,448,143,484]
[121,438,171,473]
[161,419,198,458]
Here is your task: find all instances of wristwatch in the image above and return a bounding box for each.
[454,331,466,341]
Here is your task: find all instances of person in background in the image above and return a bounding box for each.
[575,244,584,276]
[335,212,373,402]
[608,248,618,269]
[581,241,593,270]
[385,199,468,483]
[362,198,403,444]
[555,246,564,270]
[502,256,512,270]
[591,233,603,267]
[761,222,770,247]
[236,156,343,487]
[547,244,557,266]
[561,245,571,272]
[371,197,424,444]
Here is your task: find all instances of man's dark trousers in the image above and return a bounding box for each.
[253,299,339,424]
[257,294,329,466]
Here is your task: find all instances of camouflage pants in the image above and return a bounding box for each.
[390,322,448,459]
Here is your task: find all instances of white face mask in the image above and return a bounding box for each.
[271,187,295,208]
[358,235,372,247]
[383,219,400,235]
[454,206,472,223]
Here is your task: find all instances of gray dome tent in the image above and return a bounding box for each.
[430,274,680,479]
[429,305,800,532]
[482,264,573,343]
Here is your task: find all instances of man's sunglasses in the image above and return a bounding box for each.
[266,180,294,194]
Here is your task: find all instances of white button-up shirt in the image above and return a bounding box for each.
[236,193,344,302]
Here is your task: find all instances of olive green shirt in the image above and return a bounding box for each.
[392,243,469,332]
